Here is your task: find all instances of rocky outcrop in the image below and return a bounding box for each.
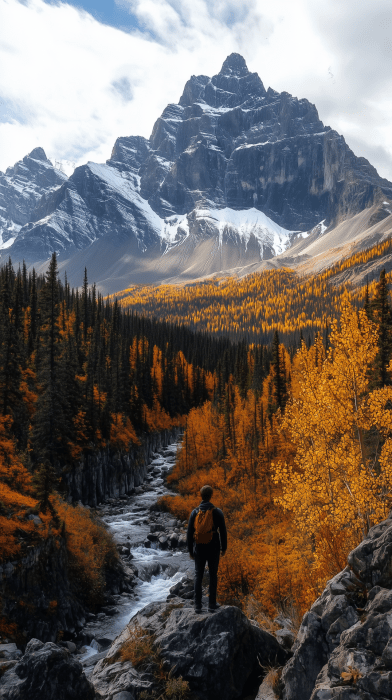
[62,427,181,507]
[91,599,289,700]
[275,513,392,700]
[0,536,87,645]
[0,638,95,699]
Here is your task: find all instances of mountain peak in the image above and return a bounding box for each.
[219,53,249,77]
[28,147,48,162]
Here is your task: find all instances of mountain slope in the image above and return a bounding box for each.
[2,54,392,292]
[0,147,67,250]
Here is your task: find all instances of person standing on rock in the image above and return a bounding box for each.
[187,485,227,613]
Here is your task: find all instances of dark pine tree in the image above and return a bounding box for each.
[30,253,73,464]
[33,459,59,514]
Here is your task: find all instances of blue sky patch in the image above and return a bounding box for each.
[43,0,141,32]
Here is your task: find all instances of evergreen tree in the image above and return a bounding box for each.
[0,266,23,425]
[31,253,72,464]
[33,459,59,513]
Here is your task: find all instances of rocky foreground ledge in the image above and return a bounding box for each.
[258,511,392,700]
[0,601,288,700]
[4,512,392,700]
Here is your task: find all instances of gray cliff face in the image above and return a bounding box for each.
[0,147,67,248]
[140,52,391,230]
[62,427,181,507]
[271,513,392,700]
[3,53,392,281]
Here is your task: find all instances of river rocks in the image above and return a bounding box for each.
[158,535,168,550]
[0,642,22,660]
[278,511,392,700]
[169,533,179,548]
[146,533,159,544]
[168,573,194,601]
[91,599,289,700]
[0,638,95,700]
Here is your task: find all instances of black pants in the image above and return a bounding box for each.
[194,545,220,608]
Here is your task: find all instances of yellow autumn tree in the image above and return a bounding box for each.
[273,299,392,581]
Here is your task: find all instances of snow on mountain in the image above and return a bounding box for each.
[194,208,296,255]
[2,53,392,292]
[0,147,67,250]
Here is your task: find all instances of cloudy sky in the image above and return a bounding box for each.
[1,0,392,179]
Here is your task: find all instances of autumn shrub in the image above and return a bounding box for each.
[117,624,157,668]
[261,665,284,697]
[164,675,191,699]
[55,498,118,606]
[218,539,259,606]
[114,624,191,700]
[110,413,140,449]
[158,494,194,522]
[0,415,37,561]
[245,596,280,634]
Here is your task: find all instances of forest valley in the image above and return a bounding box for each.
[111,236,392,344]
[1,250,392,640]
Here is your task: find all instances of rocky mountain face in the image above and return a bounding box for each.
[2,54,392,291]
[0,147,67,250]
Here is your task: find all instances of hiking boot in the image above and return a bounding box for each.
[208,603,221,612]
[194,605,202,614]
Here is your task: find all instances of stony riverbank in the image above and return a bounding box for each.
[0,432,184,647]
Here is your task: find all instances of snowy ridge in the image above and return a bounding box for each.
[194,207,297,257]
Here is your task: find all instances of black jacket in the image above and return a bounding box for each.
[187,501,227,555]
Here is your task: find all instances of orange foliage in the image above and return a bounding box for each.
[143,400,183,433]
[162,302,392,618]
[110,413,140,449]
[55,498,118,605]
[0,415,37,561]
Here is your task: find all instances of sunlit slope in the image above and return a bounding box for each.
[111,237,392,343]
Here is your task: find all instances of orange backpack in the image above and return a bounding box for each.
[194,508,216,544]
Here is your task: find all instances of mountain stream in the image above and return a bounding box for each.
[79,440,192,666]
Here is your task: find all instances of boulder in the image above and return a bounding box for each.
[146,532,159,542]
[0,643,21,660]
[169,533,178,548]
[0,638,95,700]
[277,512,392,700]
[91,599,288,700]
[168,573,194,601]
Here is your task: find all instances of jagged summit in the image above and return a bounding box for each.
[219,53,249,77]
[2,55,392,293]
[28,147,49,162]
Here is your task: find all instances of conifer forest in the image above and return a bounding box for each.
[1,247,392,640]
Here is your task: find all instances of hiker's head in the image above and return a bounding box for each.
[200,485,213,502]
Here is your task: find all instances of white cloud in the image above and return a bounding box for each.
[0,0,392,181]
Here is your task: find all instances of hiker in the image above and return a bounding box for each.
[187,484,227,613]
